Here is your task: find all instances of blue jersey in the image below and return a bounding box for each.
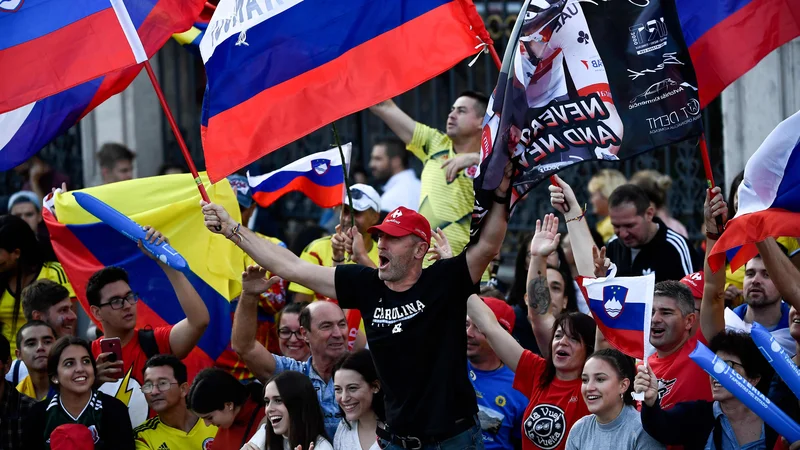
[468,362,528,450]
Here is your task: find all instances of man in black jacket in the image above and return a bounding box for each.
[605,184,701,282]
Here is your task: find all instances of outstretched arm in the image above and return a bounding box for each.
[138,226,210,359]
[202,202,337,299]
[466,162,513,283]
[231,266,280,381]
[548,175,598,277]
[701,187,728,343]
[467,294,525,372]
[527,214,560,359]
[369,99,416,144]
[756,237,800,310]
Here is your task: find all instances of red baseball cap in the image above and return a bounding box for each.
[50,424,95,450]
[680,271,705,300]
[368,206,431,245]
[483,297,515,333]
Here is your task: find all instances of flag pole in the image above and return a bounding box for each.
[331,122,356,230]
[699,133,725,231]
[142,61,211,203]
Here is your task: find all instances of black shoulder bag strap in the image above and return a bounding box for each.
[239,405,263,449]
[138,328,160,359]
[713,416,723,450]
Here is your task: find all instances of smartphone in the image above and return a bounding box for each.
[100,337,123,377]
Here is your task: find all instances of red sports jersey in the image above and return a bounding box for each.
[647,332,712,410]
[513,350,589,450]
[91,326,173,427]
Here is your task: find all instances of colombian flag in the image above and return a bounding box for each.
[43,174,243,372]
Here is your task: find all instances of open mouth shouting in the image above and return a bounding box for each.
[650,326,666,340]
[378,254,390,271]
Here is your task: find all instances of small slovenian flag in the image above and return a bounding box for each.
[709,110,800,272]
[578,271,656,361]
[247,143,352,208]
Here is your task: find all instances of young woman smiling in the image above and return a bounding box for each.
[332,349,384,450]
[244,371,332,450]
[566,349,664,449]
[23,337,133,450]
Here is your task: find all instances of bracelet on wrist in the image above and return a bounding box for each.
[705,231,722,240]
[565,204,587,223]
[331,256,345,263]
[493,191,510,205]
[225,223,242,244]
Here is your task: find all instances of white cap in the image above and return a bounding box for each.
[345,184,381,212]
[8,191,41,212]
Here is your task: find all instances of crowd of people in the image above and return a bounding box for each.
[1,91,799,450]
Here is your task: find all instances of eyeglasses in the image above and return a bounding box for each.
[723,359,745,371]
[278,327,302,340]
[99,292,139,310]
[141,380,179,393]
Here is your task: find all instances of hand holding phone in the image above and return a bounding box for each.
[97,338,124,381]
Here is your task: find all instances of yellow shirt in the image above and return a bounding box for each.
[133,415,217,450]
[726,236,800,292]
[596,216,614,244]
[16,375,49,400]
[289,236,379,300]
[407,123,475,267]
[1,261,74,356]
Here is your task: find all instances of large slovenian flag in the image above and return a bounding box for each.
[0,0,204,171]
[677,0,800,108]
[709,110,800,272]
[199,0,492,182]
[43,173,243,376]
[578,272,656,360]
[248,144,351,208]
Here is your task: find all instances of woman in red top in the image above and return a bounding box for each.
[467,213,597,450]
[187,368,265,450]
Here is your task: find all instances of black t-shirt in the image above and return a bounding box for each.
[335,251,479,436]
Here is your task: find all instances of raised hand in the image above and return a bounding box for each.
[138,225,167,261]
[592,246,611,278]
[330,224,347,262]
[201,201,236,236]
[548,175,580,216]
[241,265,280,296]
[530,214,561,258]
[95,352,123,384]
[634,364,659,407]
[427,227,453,261]
[704,186,728,236]
[348,226,368,265]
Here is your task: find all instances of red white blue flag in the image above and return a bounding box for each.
[677,0,800,108]
[710,110,800,272]
[0,0,204,171]
[247,143,351,208]
[199,0,491,182]
[578,271,656,360]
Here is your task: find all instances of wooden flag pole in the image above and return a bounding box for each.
[699,132,726,230]
[331,122,356,231]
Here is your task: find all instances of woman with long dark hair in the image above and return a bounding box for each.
[0,215,73,357]
[567,349,663,449]
[243,371,332,450]
[332,349,384,450]
[187,368,265,449]
[23,336,133,449]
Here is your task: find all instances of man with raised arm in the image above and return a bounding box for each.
[202,161,512,450]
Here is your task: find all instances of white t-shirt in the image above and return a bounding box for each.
[4,359,28,385]
[380,169,421,212]
[248,425,333,450]
[333,420,380,450]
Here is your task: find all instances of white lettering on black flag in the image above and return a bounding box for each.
[470,0,702,240]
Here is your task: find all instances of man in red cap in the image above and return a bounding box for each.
[202,162,512,450]
[467,298,528,450]
[680,271,704,336]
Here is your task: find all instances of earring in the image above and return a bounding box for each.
[53,380,58,384]
[229,405,233,411]
[620,393,624,399]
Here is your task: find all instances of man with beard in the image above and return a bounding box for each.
[467,298,527,450]
[202,156,511,449]
[369,138,421,213]
[731,253,790,331]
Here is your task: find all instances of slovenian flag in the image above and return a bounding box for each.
[247,143,351,208]
[578,272,656,360]
[43,173,243,379]
[199,0,492,182]
[709,110,800,272]
[0,0,204,171]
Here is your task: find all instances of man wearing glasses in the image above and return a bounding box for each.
[86,226,210,427]
[134,355,217,450]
